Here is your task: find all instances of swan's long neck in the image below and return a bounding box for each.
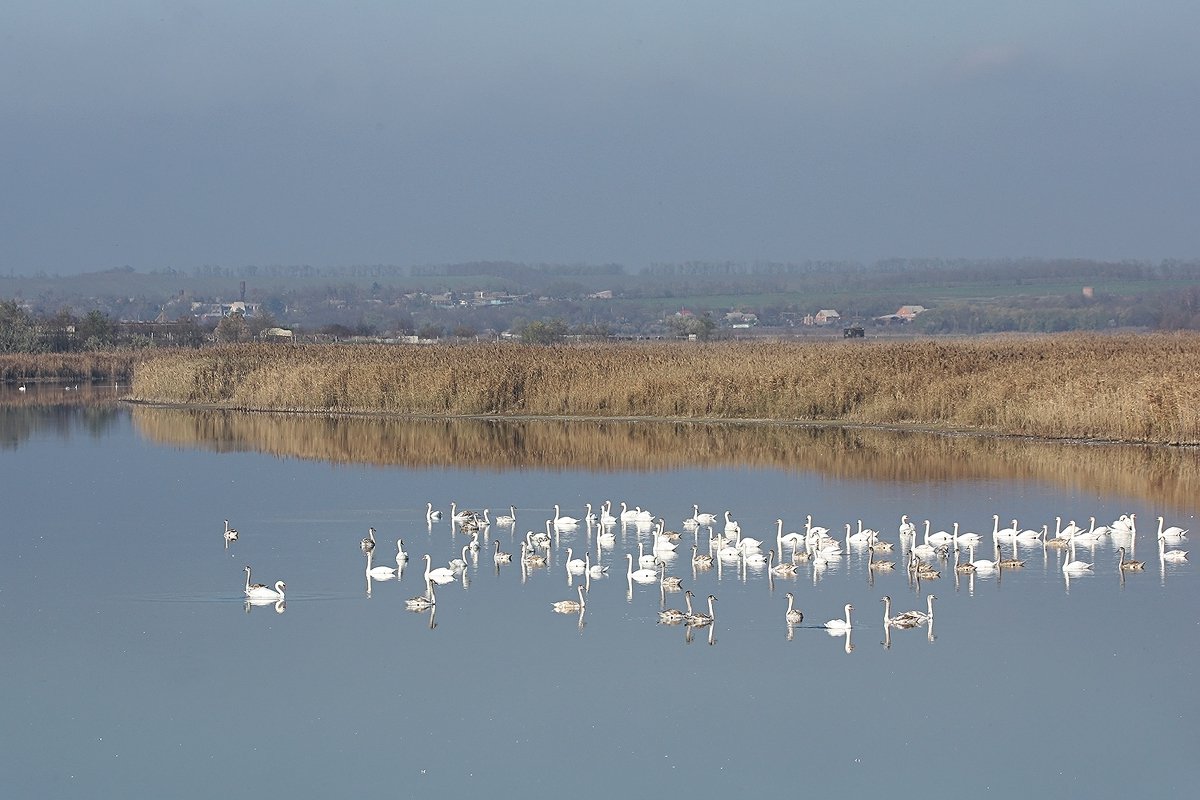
[845,605,852,626]
[274,582,285,599]
[244,567,251,593]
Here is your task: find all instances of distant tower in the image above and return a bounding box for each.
[240,281,246,301]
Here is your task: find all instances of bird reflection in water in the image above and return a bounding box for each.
[244,598,286,615]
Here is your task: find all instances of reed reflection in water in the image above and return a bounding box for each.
[132,406,1200,511]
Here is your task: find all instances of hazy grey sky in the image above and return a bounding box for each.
[3,1,1199,274]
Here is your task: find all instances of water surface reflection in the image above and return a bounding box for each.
[131,406,1200,510]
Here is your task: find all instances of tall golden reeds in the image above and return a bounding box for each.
[0,351,142,383]
[128,334,1200,444]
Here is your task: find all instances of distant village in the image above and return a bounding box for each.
[175,290,928,343]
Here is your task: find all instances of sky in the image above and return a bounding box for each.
[3,1,1199,275]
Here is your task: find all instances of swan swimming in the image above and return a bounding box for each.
[365,548,397,580]
[784,592,804,624]
[626,553,659,583]
[553,504,579,529]
[824,603,853,631]
[686,594,717,626]
[551,585,587,614]
[243,566,285,601]
[423,554,456,584]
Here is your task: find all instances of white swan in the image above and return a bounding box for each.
[553,504,579,529]
[599,501,617,526]
[953,522,982,548]
[898,514,917,538]
[366,548,397,579]
[784,592,804,623]
[925,523,952,546]
[1069,517,1104,545]
[551,585,587,613]
[1157,516,1189,541]
[495,505,517,526]
[824,603,853,631]
[723,510,741,537]
[992,515,1018,541]
[360,526,376,554]
[423,554,456,584]
[1159,535,1189,562]
[395,538,409,565]
[450,502,478,523]
[970,543,997,572]
[638,541,658,568]
[1014,523,1042,542]
[1062,542,1094,574]
[1058,517,1085,539]
[448,545,469,571]
[653,520,680,551]
[806,514,830,538]
[626,553,658,583]
[565,547,587,573]
[912,520,937,558]
[777,519,805,549]
[223,519,238,548]
[742,548,766,566]
[426,502,442,521]
[244,566,284,600]
[584,551,608,577]
[692,505,718,527]
[246,580,285,601]
[1110,513,1136,535]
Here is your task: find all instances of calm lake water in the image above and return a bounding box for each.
[1,385,1197,798]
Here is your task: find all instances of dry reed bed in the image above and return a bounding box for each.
[0,351,143,383]
[129,335,1200,444]
[131,408,1200,512]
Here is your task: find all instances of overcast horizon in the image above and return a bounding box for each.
[3,2,1199,276]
